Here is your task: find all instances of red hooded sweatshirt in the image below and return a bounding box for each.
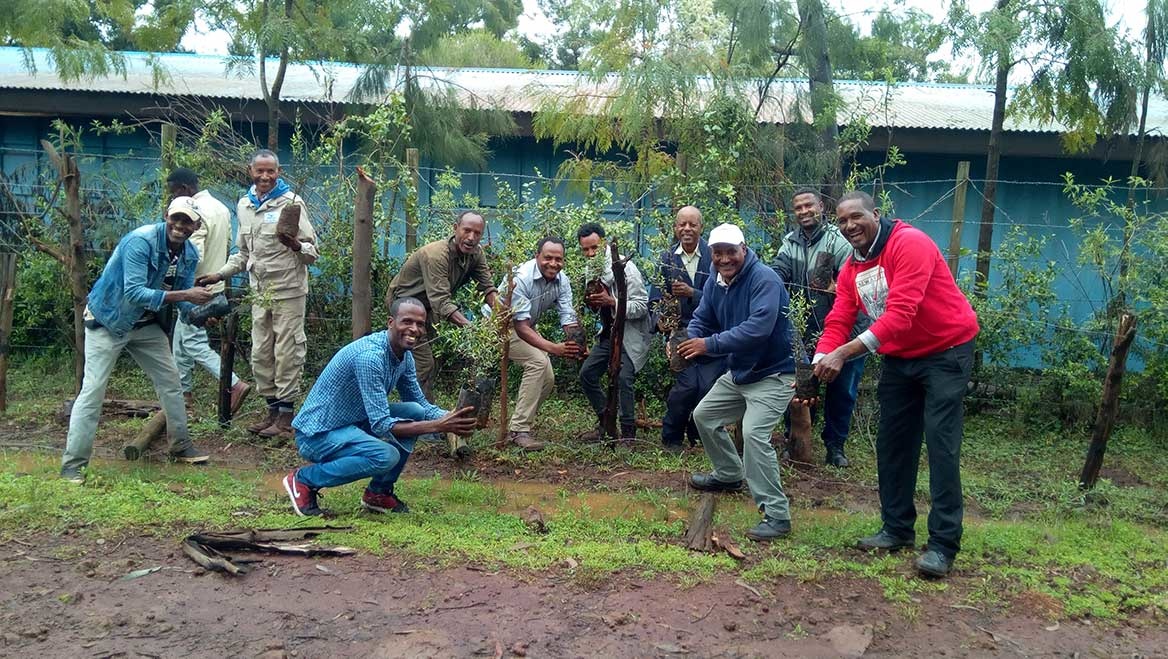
[816,219,979,359]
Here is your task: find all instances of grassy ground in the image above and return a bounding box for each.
[2,354,1166,623]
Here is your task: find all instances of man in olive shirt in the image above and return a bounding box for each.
[387,211,499,398]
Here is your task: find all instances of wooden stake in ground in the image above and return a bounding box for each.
[1079,312,1138,490]
[405,147,420,252]
[787,405,814,465]
[495,269,515,450]
[351,167,376,339]
[601,239,629,442]
[217,311,238,427]
[683,493,717,552]
[124,410,167,460]
[40,139,87,393]
[0,252,17,413]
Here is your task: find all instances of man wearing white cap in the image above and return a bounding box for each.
[61,197,216,482]
[677,223,798,541]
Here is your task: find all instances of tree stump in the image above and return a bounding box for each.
[787,404,814,466]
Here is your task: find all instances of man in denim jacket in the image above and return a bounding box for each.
[60,197,216,482]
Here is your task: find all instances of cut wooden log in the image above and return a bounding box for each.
[683,493,717,552]
[123,410,167,460]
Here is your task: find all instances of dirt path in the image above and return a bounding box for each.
[1,535,1162,658]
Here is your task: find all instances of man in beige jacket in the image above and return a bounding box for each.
[197,150,318,440]
[166,168,251,416]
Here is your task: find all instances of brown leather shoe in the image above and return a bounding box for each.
[508,431,545,451]
[247,407,279,434]
[228,381,252,415]
[577,427,604,442]
[259,410,295,440]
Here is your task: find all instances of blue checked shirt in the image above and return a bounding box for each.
[292,331,446,441]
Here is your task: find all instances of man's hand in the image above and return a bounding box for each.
[587,289,616,309]
[677,337,708,360]
[670,280,694,298]
[435,407,477,436]
[184,286,216,306]
[812,349,845,384]
[551,341,582,360]
[277,233,302,252]
[195,273,223,287]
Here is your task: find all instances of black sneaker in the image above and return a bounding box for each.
[826,449,850,467]
[915,549,954,578]
[661,441,685,454]
[170,446,210,464]
[60,465,85,484]
[745,516,791,541]
[857,529,915,551]
[689,472,744,492]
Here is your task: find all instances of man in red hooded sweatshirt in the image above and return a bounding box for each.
[810,190,979,578]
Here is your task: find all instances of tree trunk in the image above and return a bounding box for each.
[787,404,814,465]
[0,252,17,413]
[260,0,293,152]
[495,269,515,450]
[352,167,376,339]
[1120,81,1152,301]
[405,148,420,252]
[796,0,840,199]
[974,0,1012,299]
[41,140,87,393]
[602,240,629,441]
[1079,313,1137,490]
[124,411,167,460]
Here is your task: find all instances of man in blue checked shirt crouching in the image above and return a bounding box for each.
[282,297,476,516]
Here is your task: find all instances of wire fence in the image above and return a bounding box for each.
[3,143,1166,375]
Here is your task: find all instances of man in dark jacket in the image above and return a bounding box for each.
[774,188,869,467]
[652,206,723,451]
[678,223,797,541]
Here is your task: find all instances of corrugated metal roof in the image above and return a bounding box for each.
[1,47,1162,135]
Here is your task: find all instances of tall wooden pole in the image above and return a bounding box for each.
[0,252,17,413]
[42,140,87,393]
[1079,313,1137,490]
[161,123,177,172]
[601,239,629,442]
[947,161,971,279]
[217,311,239,427]
[495,269,514,450]
[352,167,376,339]
[405,148,420,252]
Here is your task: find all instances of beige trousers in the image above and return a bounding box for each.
[251,295,307,403]
[507,330,555,433]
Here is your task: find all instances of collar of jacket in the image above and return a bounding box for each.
[786,220,827,247]
[246,178,292,208]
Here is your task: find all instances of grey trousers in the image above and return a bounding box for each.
[63,324,192,471]
[172,316,239,393]
[579,337,636,428]
[693,371,795,520]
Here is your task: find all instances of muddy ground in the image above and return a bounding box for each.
[2,534,1165,659]
[2,417,1167,658]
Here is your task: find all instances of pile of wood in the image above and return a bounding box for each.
[182,527,356,576]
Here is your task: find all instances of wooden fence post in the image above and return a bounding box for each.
[405,148,420,252]
[352,167,376,339]
[495,268,514,450]
[41,140,87,393]
[947,161,971,279]
[602,239,629,442]
[1079,313,1138,490]
[217,311,239,427]
[0,252,17,413]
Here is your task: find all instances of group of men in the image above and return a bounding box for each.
[59,152,979,577]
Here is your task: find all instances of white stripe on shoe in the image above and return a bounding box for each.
[283,472,307,517]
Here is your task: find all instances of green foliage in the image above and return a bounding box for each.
[419,29,544,69]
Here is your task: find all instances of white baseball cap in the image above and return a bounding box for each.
[166,196,203,223]
[708,223,745,247]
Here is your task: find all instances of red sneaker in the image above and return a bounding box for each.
[361,490,410,514]
[283,470,321,517]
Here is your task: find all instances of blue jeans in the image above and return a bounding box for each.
[294,402,427,494]
[821,356,866,450]
[783,356,866,451]
[661,358,725,445]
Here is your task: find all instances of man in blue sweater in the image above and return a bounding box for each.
[282,297,476,516]
[678,223,797,541]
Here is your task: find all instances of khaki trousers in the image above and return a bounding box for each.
[410,321,438,400]
[507,330,555,433]
[251,295,307,403]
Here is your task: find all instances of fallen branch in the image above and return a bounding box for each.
[181,527,355,576]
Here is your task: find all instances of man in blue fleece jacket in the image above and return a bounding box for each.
[678,223,797,541]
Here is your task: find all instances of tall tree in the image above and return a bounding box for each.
[796,0,840,199]
[949,0,1137,297]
